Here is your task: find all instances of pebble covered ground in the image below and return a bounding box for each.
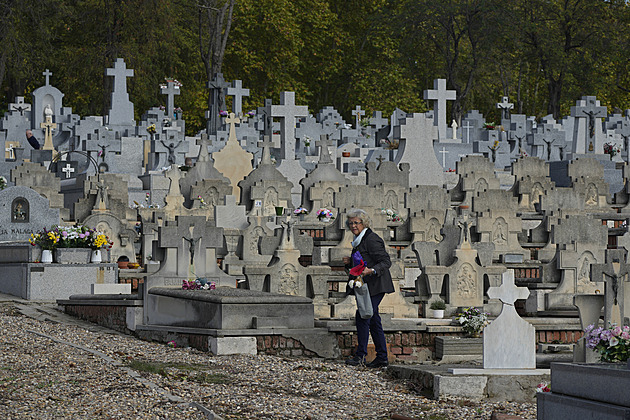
[0,302,536,419]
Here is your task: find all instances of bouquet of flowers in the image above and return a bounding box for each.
[56,225,93,248]
[483,122,497,130]
[584,323,630,363]
[30,228,61,250]
[246,110,256,118]
[0,176,6,190]
[381,208,402,222]
[316,208,334,221]
[456,307,490,336]
[89,231,113,250]
[182,278,216,290]
[536,382,551,393]
[219,110,229,117]
[294,207,308,215]
[380,138,399,149]
[146,124,157,135]
[604,142,621,157]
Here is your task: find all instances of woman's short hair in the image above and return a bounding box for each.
[346,208,371,228]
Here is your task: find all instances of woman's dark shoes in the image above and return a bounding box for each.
[345,355,365,366]
[366,358,389,368]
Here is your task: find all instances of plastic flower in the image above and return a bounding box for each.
[167,341,177,348]
[316,208,334,220]
[294,207,308,215]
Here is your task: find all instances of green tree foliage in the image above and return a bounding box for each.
[0,0,629,136]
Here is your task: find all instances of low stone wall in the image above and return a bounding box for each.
[64,304,134,335]
[60,303,586,362]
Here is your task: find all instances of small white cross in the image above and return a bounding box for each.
[62,163,75,178]
[462,121,473,144]
[5,143,15,160]
[439,146,449,167]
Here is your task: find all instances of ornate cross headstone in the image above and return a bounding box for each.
[483,270,535,369]
[423,79,457,140]
[591,256,630,327]
[40,116,57,152]
[227,80,250,116]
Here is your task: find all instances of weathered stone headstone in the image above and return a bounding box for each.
[484,270,535,369]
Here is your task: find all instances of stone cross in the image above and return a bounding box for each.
[487,269,530,305]
[42,69,52,86]
[225,112,241,138]
[462,121,473,144]
[40,117,57,151]
[160,80,181,119]
[196,133,213,162]
[483,270,535,369]
[439,146,449,167]
[423,79,456,140]
[5,143,15,160]
[571,96,607,153]
[9,97,31,116]
[271,92,308,160]
[258,135,274,166]
[352,105,365,129]
[227,79,250,115]
[316,134,333,164]
[61,163,75,179]
[497,96,514,120]
[105,58,134,125]
[591,257,630,327]
[206,73,230,134]
[370,111,388,131]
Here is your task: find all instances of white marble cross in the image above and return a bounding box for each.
[487,270,530,305]
[423,79,456,140]
[227,80,250,116]
[62,163,75,178]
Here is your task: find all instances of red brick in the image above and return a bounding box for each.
[264,336,271,348]
[402,347,413,355]
[272,336,279,348]
[344,335,352,347]
[408,333,416,345]
[386,334,394,344]
[552,331,560,341]
[560,331,566,342]
[351,335,358,346]
[279,337,286,348]
[401,333,409,346]
[337,335,345,348]
[391,346,402,355]
[394,334,402,346]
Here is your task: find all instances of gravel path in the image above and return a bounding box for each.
[0,301,536,419]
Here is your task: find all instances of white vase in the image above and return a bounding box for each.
[41,249,53,264]
[432,309,445,319]
[91,249,102,263]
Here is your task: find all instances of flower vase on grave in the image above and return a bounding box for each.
[275,207,284,216]
[55,248,92,264]
[91,249,102,263]
[41,250,53,264]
